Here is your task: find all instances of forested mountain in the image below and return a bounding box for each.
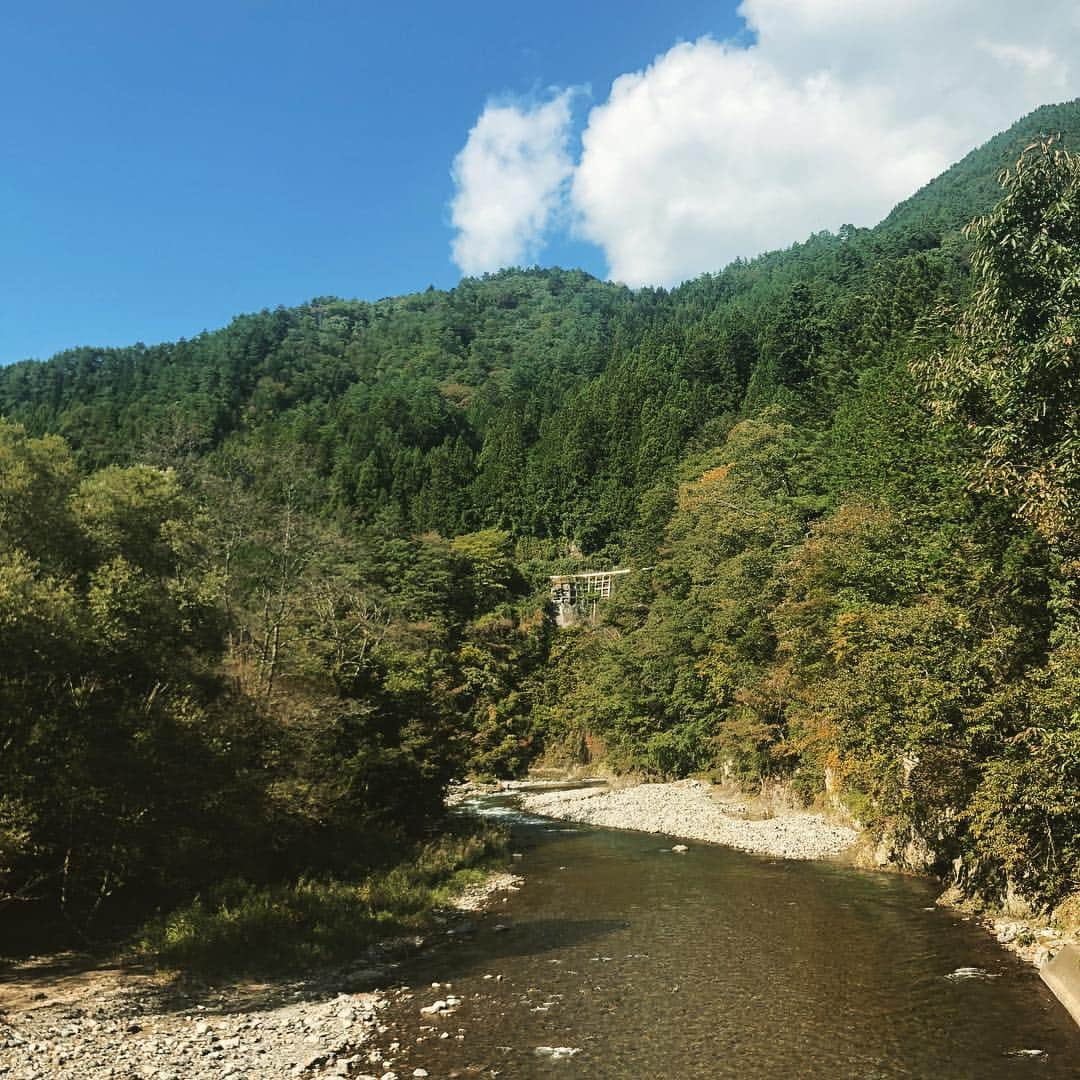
[2,101,1079,945]
[5,101,1077,554]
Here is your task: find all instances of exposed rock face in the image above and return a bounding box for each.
[869,825,938,873]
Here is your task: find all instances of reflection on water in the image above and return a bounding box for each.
[375,792,1080,1078]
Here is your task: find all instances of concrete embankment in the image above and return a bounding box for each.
[1041,946,1080,1028]
[520,778,858,861]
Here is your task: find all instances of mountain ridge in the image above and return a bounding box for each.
[5,97,1080,376]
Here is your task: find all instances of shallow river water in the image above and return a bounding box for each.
[370,791,1080,1078]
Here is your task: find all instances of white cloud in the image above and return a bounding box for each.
[449,91,575,276]
[570,38,942,287]
[452,0,1080,287]
[571,0,1080,286]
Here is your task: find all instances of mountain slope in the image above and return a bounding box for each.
[877,98,1080,240]
[2,100,1079,552]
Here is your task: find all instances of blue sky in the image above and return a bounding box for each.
[1,1,738,363]
[3,1,1078,364]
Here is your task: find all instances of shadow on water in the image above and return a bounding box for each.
[382,917,631,984]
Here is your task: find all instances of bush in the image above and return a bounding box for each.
[135,823,507,975]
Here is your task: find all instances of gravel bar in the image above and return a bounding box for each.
[521,779,858,861]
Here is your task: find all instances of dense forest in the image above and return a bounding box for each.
[2,100,1079,950]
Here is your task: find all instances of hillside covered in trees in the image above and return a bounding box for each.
[2,100,1079,948]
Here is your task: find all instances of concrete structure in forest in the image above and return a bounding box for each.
[549,568,631,627]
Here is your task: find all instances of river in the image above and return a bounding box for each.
[367,788,1080,1078]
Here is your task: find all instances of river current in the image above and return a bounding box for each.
[369,789,1080,1078]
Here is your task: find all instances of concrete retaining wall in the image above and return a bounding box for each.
[1040,944,1080,1028]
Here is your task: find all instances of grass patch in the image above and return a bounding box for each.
[134,822,507,975]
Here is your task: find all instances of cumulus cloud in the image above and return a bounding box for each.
[451,0,1080,286]
[449,91,575,276]
[572,0,1080,286]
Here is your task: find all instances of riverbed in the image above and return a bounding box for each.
[365,789,1080,1078]
[520,778,858,859]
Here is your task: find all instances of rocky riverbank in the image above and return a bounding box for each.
[0,871,522,1080]
[0,969,397,1080]
[938,887,1080,972]
[520,778,858,860]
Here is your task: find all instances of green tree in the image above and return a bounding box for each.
[914,139,1080,550]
